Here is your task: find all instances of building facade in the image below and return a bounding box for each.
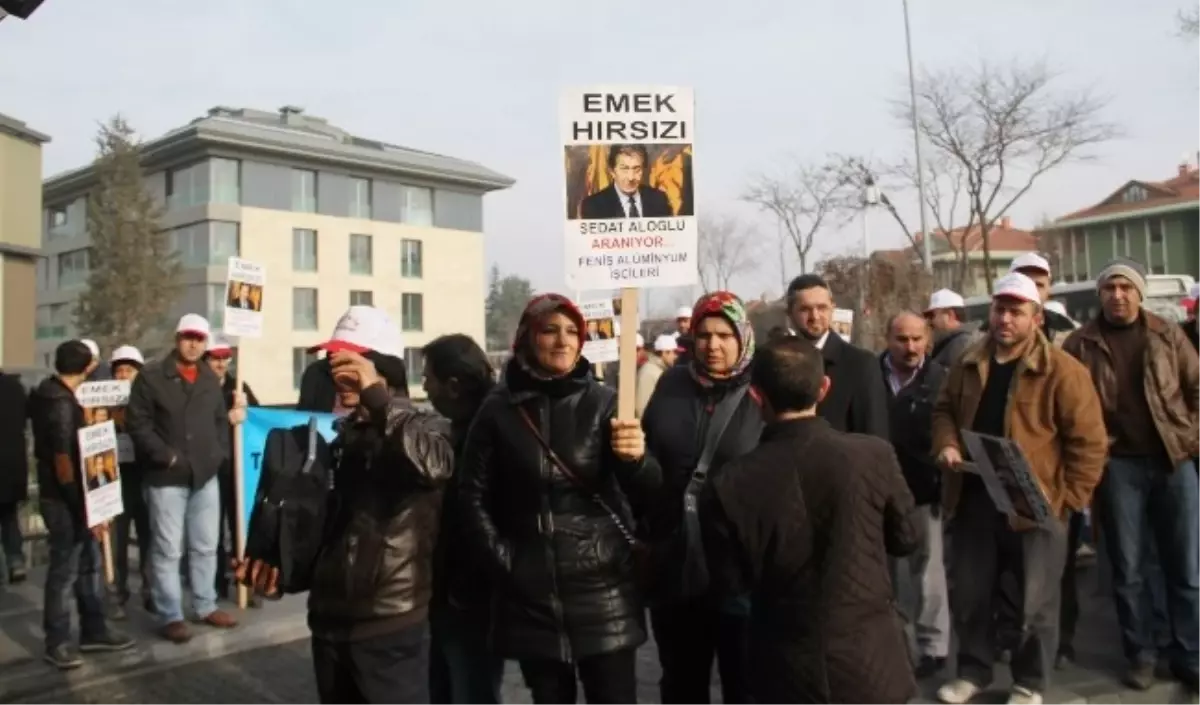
[0,112,50,369]
[915,217,1039,296]
[37,106,514,404]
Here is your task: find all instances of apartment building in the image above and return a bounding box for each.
[37,105,514,404]
[0,112,50,369]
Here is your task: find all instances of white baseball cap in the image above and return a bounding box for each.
[206,333,234,358]
[1044,300,1068,317]
[675,306,692,320]
[925,288,965,313]
[176,313,212,339]
[635,333,645,348]
[110,345,144,366]
[653,334,678,352]
[993,273,1041,304]
[1009,252,1051,276]
[79,338,100,360]
[309,306,403,358]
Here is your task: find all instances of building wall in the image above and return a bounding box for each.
[0,131,45,367]
[2,257,36,365]
[1058,213,1199,282]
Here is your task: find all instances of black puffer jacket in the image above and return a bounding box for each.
[459,358,662,662]
[29,377,85,526]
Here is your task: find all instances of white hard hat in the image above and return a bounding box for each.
[654,334,678,352]
[110,345,144,366]
[925,289,965,313]
[993,273,1041,304]
[675,306,692,319]
[1009,252,1051,276]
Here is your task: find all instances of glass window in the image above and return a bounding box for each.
[404,347,424,385]
[293,347,319,390]
[210,222,240,264]
[401,186,433,226]
[349,233,373,275]
[166,162,208,209]
[207,284,226,329]
[37,258,48,290]
[48,206,67,229]
[350,178,372,219]
[293,288,319,330]
[1149,218,1164,243]
[401,293,423,332]
[293,228,318,271]
[350,290,374,306]
[57,248,90,288]
[1114,224,1127,255]
[400,239,423,278]
[292,169,317,213]
[211,158,241,205]
[170,224,204,267]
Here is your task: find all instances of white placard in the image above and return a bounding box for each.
[579,299,619,364]
[832,308,854,343]
[78,421,123,527]
[224,257,266,338]
[560,86,698,291]
[77,380,134,464]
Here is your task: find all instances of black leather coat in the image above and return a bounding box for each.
[459,358,662,662]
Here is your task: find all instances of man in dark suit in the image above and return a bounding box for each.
[784,274,889,438]
[579,144,673,219]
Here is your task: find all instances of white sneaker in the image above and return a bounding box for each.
[937,679,981,704]
[1008,685,1043,704]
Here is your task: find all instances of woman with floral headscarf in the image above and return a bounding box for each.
[459,294,661,704]
[639,291,765,704]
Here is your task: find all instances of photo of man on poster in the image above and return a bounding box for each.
[579,144,673,220]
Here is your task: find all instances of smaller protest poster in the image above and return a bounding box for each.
[77,380,133,463]
[832,308,854,342]
[579,299,619,363]
[78,421,123,527]
[961,430,1054,527]
[224,257,266,338]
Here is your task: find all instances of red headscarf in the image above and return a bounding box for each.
[511,293,587,378]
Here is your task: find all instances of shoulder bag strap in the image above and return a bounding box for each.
[687,383,751,496]
[516,405,639,548]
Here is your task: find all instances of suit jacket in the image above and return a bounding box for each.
[817,332,890,439]
[580,185,672,220]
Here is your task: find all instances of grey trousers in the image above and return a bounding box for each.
[892,504,952,659]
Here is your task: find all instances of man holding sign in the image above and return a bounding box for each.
[30,340,134,669]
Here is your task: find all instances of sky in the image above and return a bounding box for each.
[2,0,1196,316]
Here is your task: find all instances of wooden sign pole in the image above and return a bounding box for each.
[616,287,640,420]
[233,359,248,609]
[101,529,115,585]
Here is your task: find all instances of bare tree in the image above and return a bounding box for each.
[900,61,1118,293]
[742,161,853,275]
[818,253,932,351]
[828,155,918,250]
[1179,6,1199,38]
[697,214,761,292]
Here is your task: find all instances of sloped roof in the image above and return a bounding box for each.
[913,218,1038,254]
[1052,165,1199,226]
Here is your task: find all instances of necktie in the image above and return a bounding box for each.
[628,195,640,218]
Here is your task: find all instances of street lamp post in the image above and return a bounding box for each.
[859,179,880,343]
[903,0,933,273]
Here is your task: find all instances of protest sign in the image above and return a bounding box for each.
[832,308,854,343]
[240,407,338,531]
[77,380,133,463]
[580,299,620,364]
[224,257,266,338]
[560,86,697,291]
[961,430,1054,527]
[78,421,123,527]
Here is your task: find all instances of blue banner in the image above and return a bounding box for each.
[240,407,338,529]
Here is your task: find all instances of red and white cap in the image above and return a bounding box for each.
[206,333,234,358]
[925,288,965,312]
[992,273,1041,304]
[309,306,402,358]
[675,306,692,320]
[1009,252,1051,276]
[176,313,211,339]
[110,345,145,366]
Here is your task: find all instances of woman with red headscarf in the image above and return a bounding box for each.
[638,291,765,704]
[458,294,661,704]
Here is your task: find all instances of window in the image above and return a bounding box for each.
[292,348,319,390]
[350,290,374,306]
[291,169,317,213]
[58,248,90,288]
[401,293,423,332]
[206,284,226,329]
[401,186,433,226]
[210,222,240,263]
[350,178,372,219]
[1149,218,1164,244]
[36,305,55,339]
[1122,185,1148,203]
[293,228,318,271]
[1114,224,1128,256]
[349,233,373,275]
[41,303,69,339]
[1148,218,1167,270]
[1151,264,1166,275]
[170,222,237,267]
[166,162,208,209]
[48,206,67,229]
[293,288,319,330]
[404,347,425,385]
[37,258,48,290]
[211,158,241,204]
[400,239,423,278]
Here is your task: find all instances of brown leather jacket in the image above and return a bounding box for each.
[1062,310,1200,466]
[932,330,1108,523]
[307,385,455,641]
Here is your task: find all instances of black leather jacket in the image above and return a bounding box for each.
[307,385,455,642]
[459,358,662,662]
[29,377,86,525]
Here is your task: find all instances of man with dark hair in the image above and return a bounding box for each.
[579,144,673,219]
[31,340,135,669]
[421,333,505,704]
[700,336,921,703]
[785,273,888,438]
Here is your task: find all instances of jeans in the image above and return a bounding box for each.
[312,622,431,704]
[429,603,504,704]
[146,477,221,625]
[215,471,235,597]
[519,648,637,704]
[40,500,108,649]
[651,600,752,703]
[0,501,24,582]
[1096,456,1199,674]
[1059,511,1084,653]
[112,480,152,603]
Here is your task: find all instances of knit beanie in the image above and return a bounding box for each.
[1096,257,1147,300]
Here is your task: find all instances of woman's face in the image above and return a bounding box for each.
[533,311,581,376]
[694,315,740,376]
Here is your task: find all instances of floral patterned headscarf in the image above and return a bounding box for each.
[689,291,755,386]
[511,293,587,379]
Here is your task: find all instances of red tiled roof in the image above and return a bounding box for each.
[1055,165,1199,223]
[912,218,1038,253]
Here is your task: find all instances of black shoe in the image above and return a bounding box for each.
[1170,664,1199,695]
[143,596,157,615]
[914,655,946,679]
[80,630,136,653]
[44,644,84,670]
[1123,662,1156,691]
[108,602,128,621]
[1055,645,1075,670]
